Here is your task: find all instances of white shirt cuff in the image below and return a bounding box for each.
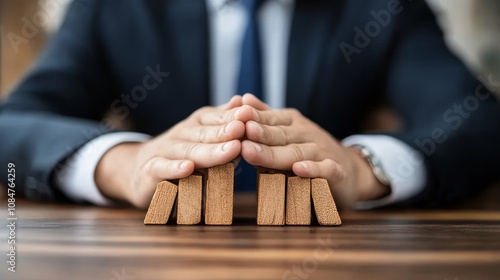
[342,134,427,209]
[54,132,151,205]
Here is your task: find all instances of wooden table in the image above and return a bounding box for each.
[1,195,500,280]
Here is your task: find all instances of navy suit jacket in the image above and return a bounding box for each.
[1,0,500,207]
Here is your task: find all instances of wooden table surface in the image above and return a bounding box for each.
[1,195,500,280]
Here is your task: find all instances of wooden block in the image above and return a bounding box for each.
[257,173,286,225]
[286,177,311,225]
[311,178,342,226]
[144,181,178,225]
[177,175,203,225]
[205,163,234,225]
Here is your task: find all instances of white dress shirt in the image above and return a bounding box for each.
[55,0,426,207]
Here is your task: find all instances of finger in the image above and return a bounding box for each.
[241,140,318,170]
[133,158,195,209]
[163,140,241,168]
[255,108,295,126]
[221,95,243,110]
[145,157,195,180]
[292,159,352,209]
[233,105,293,125]
[245,121,305,146]
[291,159,345,182]
[242,93,269,110]
[198,105,264,125]
[198,107,242,125]
[173,120,245,143]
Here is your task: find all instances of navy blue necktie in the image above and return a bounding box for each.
[237,0,264,99]
[235,0,264,191]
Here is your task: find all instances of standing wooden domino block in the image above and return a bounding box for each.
[286,177,311,225]
[311,178,341,226]
[144,181,178,225]
[205,163,234,225]
[177,174,203,225]
[257,173,286,225]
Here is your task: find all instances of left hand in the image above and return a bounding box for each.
[237,97,389,208]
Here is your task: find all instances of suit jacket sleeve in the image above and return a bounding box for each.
[385,1,500,207]
[0,0,115,201]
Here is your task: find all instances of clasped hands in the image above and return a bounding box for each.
[96,94,389,209]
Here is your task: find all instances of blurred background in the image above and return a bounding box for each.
[1,0,500,98]
[1,0,499,207]
[1,0,71,98]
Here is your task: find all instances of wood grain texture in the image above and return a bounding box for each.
[144,181,178,224]
[257,173,286,225]
[286,177,311,225]
[205,163,234,225]
[311,178,341,225]
[2,198,500,280]
[177,175,203,225]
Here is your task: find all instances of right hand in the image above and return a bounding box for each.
[95,96,251,208]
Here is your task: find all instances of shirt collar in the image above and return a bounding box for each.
[208,0,229,11]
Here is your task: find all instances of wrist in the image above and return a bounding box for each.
[347,147,390,202]
[95,142,142,203]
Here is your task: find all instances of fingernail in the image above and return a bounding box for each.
[299,162,308,169]
[250,141,263,152]
[179,161,190,170]
[222,141,232,151]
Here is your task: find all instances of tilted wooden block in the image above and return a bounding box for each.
[311,178,342,226]
[257,172,286,225]
[286,177,311,225]
[177,174,203,225]
[144,181,178,225]
[205,163,234,225]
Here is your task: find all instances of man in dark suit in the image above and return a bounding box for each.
[1,0,500,209]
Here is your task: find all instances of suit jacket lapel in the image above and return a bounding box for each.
[165,0,210,108]
[286,0,344,115]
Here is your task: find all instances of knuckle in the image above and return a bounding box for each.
[215,110,229,124]
[182,143,197,159]
[194,106,216,124]
[290,144,303,162]
[143,157,158,178]
[278,126,288,145]
[326,159,345,180]
[268,147,277,163]
[217,124,226,140]
[287,108,300,117]
[199,127,209,143]
[216,122,229,142]
[198,106,211,113]
[229,109,237,122]
[210,144,220,158]
[191,107,206,119]
[262,125,273,142]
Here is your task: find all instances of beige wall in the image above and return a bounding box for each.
[1,0,47,99]
[427,0,500,93]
